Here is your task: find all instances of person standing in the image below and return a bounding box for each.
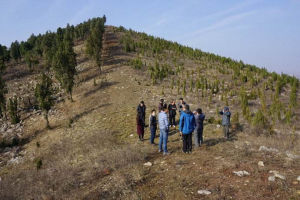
[158,99,166,112]
[158,104,169,155]
[194,108,205,147]
[149,109,157,144]
[136,111,145,141]
[179,104,195,153]
[178,98,186,116]
[219,107,231,139]
[168,100,177,127]
[137,101,146,123]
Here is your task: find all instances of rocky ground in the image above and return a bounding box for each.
[0,26,299,199]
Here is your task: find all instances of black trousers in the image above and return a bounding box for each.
[182,133,192,153]
[169,115,176,126]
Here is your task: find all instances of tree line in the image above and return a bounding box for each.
[0,15,106,128]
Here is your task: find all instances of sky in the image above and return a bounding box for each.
[1,0,300,77]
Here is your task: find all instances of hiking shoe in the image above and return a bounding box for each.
[159,150,162,153]
[163,152,170,156]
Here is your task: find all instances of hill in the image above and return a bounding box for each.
[0,18,299,199]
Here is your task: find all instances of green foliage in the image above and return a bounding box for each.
[289,78,298,108]
[10,41,21,62]
[240,88,250,119]
[52,40,77,101]
[35,158,43,170]
[231,112,240,126]
[285,105,293,124]
[8,96,20,124]
[148,61,172,83]
[182,79,186,96]
[252,109,268,128]
[0,65,7,118]
[25,51,39,71]
[35,73,54,128]
[86,17,105,71]
[129,57,143,69]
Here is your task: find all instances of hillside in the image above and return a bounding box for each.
[0,22,299,199]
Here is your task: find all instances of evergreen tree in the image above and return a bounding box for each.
[8,96,20,124]
[25,51,39,71]
[35,73,54,128]
[10,41,21,62]
[52,41,77,101]
[0,69,7,118]
[86,18,105,72]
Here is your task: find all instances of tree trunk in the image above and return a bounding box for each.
[44,111,50,129]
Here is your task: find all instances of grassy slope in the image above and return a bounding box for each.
[0,26,299,199]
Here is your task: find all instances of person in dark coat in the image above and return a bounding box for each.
[136,111,145,141]
[219,106,231,139]
[168,100,177,127]
[178,98,186,116]
[158,99,166,112]
[194,108,205,147]
[149,109,157,144]
[137,101,146,123]
[179,104,196,153]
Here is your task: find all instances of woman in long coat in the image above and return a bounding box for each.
[136,111,145,141]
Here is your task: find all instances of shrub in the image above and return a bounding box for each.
[8,96,20,124]
[252,109,268,128]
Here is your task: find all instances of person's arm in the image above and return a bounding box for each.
[219,111,224,115]
[179,114,184,132]
[192,115,196,131]
[164,114,169,129]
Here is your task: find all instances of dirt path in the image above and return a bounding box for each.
[1,26,299,200]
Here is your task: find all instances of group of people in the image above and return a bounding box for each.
[136,98,231,155]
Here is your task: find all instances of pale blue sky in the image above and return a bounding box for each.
[1,0,300,77]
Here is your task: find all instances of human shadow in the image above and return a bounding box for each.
[204,134,237,147]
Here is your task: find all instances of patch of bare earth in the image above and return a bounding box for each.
[0,26,299,199]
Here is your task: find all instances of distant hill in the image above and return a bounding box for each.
[0,18,299,199]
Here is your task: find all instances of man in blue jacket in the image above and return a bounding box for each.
[158,104,169,155]
[219,107,231,139]
[179,104,196,153]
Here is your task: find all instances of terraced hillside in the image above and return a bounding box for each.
[0,25,299,199]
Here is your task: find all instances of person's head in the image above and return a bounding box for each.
[183,104,190,112]
[163,104,168,112]
[140,101,144,106]
[151,109,156,115]
[179,98,183,103]
[171,100,175,105]
[196,108,202,114]
[224,106,229,112]
[160,99,164,103]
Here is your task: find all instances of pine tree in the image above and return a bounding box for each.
[10,41,21,62]
[8,96,20,124]
[25,51,39,71]
[35,73,54,128]
[52,41,77,101]
[0,72,7,118]
[86,18,105,72]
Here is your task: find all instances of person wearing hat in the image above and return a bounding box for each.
[219,107,231,139]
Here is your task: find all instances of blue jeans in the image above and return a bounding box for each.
[150,126,156,144]
[159,128,168,153]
